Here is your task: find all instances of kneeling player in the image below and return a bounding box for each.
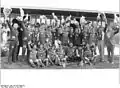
[29,45,40,68]
[83,44,93,66]
[89,42,97,64]
[57,46,67,68]
[66,43,75,63]
[37,44,46,67]
[47,46,58,65]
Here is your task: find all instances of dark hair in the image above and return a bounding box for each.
[35,23,40,27]
[23,15,30,21]
[2,23,7,28]
[12,19,21,27]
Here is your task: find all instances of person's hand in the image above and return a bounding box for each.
[20,8,24,19]
[16,16,23,21]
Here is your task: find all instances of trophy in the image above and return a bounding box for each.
[3,7,12,17]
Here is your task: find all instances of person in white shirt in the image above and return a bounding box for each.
[40,15,47,24]
[80,16,87,30]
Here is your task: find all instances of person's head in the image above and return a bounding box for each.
[40,44,43,49]
[33,44,37,49]
[92,21,97,27]
[69,43,73,47]
[99,26,104,32]
[109,22,114,27]
[82,41,86,45]
[61,15,64,19]
[12,19,20,29]
[79,29,81,33]
[75,28,79,33]
[13,23,19,29]
[27,24,31,29]
[74,18,76,21]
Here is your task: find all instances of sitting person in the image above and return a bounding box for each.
[56,45,67,67]
[37,44,46,67]
[90,42,97,62]
[29,44,40,68]
[66,43,75,63]
[47,46,59,65]
[83,43,94,65]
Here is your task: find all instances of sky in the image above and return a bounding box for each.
[1,0,119,13]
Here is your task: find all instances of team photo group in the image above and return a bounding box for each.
[1,7,120,69]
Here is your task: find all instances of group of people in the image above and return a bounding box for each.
[1,8,120,68]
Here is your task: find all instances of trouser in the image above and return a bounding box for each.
[23,41,31,63]
[27,49,31,63]
[8,40,18,63]
[97,40,104,61]
[106,43,114,63]
[16,38,23,60]
[20,46,27,62]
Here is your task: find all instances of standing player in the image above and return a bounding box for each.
[96,12,107,62]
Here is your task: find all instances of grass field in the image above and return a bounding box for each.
[1,55,119,69]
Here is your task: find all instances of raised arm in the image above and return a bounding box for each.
[6,19,13,32]
[3,7,13,31]
[18,8,27,32]
[104,24,108,33]
[19,21,26,31]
